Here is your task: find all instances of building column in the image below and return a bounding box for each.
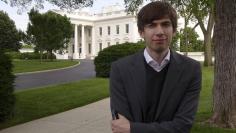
[91,26,96,58]
[80,25,86,59]
[73,24,79,59]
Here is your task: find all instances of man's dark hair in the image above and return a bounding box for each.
[137,1,177,32]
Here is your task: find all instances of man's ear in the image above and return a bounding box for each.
[139,30,144,38]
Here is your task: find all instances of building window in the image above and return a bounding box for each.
[126,24,129,33]
[88,29,91,37]
[107,42,110,47]
[99,27,102,36]
[88,43,91,54]
[108,26,111,35]
[99,43,102,51]
[116,25,119,34]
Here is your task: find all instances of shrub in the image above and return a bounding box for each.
[19,52,40,59]
[94,42,145,77]
[5,52,56,60]
[5,52,21,59]
[0,52,15,122]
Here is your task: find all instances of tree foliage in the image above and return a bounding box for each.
[179,27,203,52]
[1,0,93,12]
[170,31,180,51]
[0,10,21,51]
[27,9,73,60]
[169,0,215,66]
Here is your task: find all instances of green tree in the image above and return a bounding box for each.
[179,27,199,53]
[0,10,21,51]
[189,0,214,66]
[169,0,214,66]
[211,0,236,128]
[27,9,73,61]
[1,0,93,12]
[193,40,204,52]
[170,31,180,51]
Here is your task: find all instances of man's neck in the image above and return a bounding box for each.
[146,48,169,64]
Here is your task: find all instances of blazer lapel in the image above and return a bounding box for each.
[155,51,183,120]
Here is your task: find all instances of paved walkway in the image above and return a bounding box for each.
[0,98,112,133]
[14,59,95,90]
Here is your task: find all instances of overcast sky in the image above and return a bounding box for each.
[0,0,125,31]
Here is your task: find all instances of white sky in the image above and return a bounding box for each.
[0,0,125,31]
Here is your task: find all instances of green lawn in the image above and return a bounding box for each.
[13,59,79,74]
[192,66,235,133]
[0,78,109,129]
[0,67,235,132]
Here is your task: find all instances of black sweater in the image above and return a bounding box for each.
[144,61,169,122]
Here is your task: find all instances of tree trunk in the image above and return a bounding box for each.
[211,0,236,128]
[203,11,214,66]
[50,50,53,61]
[40,49,43,63]
[203,32,212,66]
[47,51,49,60]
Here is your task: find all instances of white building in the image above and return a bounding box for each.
[53,4,141,59]
[53,4,205,60]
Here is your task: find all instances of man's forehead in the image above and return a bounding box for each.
[151,18,171,23]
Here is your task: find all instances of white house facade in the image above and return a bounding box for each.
[53,5,141,59]
[52,4,205,60]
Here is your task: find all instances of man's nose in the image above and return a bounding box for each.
[154,25,164,35]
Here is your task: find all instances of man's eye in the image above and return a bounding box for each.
[146,23,155,28]
[162,22,171,27]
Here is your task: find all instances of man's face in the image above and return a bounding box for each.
[139,18,176,54]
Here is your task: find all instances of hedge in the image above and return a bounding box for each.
[6,52,56,60]
[94,42,145,77]
[0,52,15,122]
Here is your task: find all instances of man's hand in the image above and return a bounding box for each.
[111,114,130,133]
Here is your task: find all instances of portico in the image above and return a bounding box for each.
[68,24,96,59]
[53,4,140,60]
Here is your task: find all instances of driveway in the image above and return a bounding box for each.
[14,59,95,90]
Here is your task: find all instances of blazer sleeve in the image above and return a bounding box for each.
[130,62,202,133]
[110,62,132,120]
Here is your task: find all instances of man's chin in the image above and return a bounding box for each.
[154,47,166,54]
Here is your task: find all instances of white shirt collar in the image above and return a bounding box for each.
[144,48,170,72]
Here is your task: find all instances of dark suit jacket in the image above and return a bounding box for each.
[110,50,201,133]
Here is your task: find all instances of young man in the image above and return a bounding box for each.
[110,1,201,133]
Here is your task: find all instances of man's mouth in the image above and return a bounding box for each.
[152,39,166,43]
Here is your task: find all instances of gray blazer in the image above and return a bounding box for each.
[110,50,201,133]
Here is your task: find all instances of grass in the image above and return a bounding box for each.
[192,124,236,133]
[191,66,236,133]
[195,66,214,122]
[0,78,109,129]
[13,59,79,73]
